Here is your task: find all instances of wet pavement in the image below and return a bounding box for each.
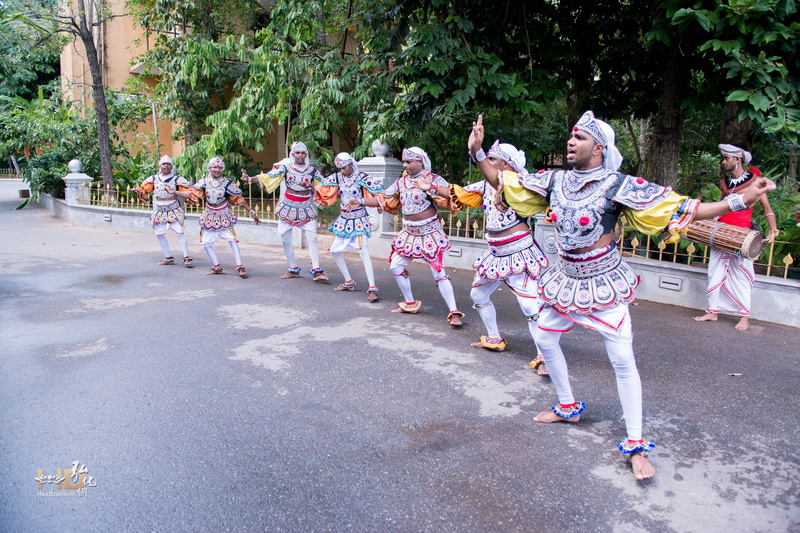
[1,179,798,532]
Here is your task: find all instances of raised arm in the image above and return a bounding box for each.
[468,115,501,189]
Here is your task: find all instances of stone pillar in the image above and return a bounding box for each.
[357,140,403,236]
[62,160,94,206]
[533,213,558,265]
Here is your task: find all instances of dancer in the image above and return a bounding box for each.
[439,141,548,373]
[316,152,385,300]
[132,155,194,267]
[241,141,328,281]
[346,147,465,326]
[473,112,775,480]
[693,144,778,331]
[191,157,260,277]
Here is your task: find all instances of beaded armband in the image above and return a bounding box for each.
[726,193,747,212]
[617,438,656,456]
[474,148,487,162]
[550,401,585,419]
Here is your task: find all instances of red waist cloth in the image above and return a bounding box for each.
[719,208,752,228]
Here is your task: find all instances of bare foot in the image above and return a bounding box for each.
[693,313,718,322]
[537,362,549,376]
[533,409,580,423]
[630,453,656,480]
[735,316,750,331]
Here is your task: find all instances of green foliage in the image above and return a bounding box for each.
[754,168,800,266]
[668,0,800,144]
[113,149,160,190]
[0,88,96,197]
[126,0,258,148]
[0,86,151,198]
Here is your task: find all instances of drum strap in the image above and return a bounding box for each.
[708,223,722,252]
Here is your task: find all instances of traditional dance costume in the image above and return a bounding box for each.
[452,174,548,351]
[376,147,463,322]
[502,111,702,457]
[253,144,327,279]
[702,171,759,318]
[133,162,192,265]
[316,153,385,298]
[190,159,250,276]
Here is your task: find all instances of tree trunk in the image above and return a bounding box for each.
[646,44,688,190]
[76,0,114,188]
[720,101,753,146]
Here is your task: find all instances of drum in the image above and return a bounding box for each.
[684,220,764,259]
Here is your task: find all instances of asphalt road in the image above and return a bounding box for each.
[1,179,798,533]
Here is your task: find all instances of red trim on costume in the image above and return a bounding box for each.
[721,285,748,315]
[538,325,574,333]
[285,191,312,202]
[488,232,530,247]
[586,313,625,332]
[559,243,614,263]
[721,174,758,195]
[737,263,755,284]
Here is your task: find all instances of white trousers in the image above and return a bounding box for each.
[471,273,540,350]
[278,219,320,270]
[534,303,644,440]
[389,254,458,312]
[330,236,376,287]
[705,248,754,316]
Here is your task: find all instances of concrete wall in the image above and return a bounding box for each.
[39,194,800,329]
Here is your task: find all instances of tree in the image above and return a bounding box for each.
[29,0,118,187]
[173,0,394,177]
[126,0,260,148]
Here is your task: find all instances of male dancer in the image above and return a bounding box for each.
[241,141,329,281]
[474,113,775,480]
[427,141,548,372]
[191,157,260,277]
[347,147,465,326]
[316,152,385,300]
[133,155,193,266]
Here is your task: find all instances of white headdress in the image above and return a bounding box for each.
[401,147,432,172]
[206,156,225,171]
[574,111,623,172]
[334,152,358,172]
[718,144,752,164]
[158,155,173,166]
[290,141,309,156]
[487,140,528,177]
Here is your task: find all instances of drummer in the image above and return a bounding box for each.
[694,144,779,331]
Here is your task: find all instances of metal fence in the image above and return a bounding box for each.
[0,169,22,179]
[617,216,797,280]
[390,206,489,240]
[79,181,283,221]
[79,181,798,280]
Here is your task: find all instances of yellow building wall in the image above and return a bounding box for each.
[58,0,284,169]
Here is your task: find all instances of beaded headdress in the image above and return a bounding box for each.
[402,147,431,172]
[487,140,528,176]
[572,111,622,172]
[206,157,225,170]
